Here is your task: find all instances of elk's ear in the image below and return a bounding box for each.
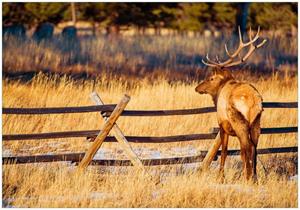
[212,68,217,75]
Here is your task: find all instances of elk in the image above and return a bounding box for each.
[195,27,267,181]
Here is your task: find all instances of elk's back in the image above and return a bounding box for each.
[217,81,263,126]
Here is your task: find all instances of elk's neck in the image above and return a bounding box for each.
[211,79,234,106]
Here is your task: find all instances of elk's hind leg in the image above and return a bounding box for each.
[228,109,252,181]
[237,132,252,181]
[250,114,261,182]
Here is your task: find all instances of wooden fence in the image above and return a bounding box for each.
[2,93,298,170]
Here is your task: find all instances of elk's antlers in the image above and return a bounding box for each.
[202,26,267,68]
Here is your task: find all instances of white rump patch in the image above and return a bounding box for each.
[233,97,249,121]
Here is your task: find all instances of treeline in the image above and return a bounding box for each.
[3,2,297,34]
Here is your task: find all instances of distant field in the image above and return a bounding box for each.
[3,32,297,81]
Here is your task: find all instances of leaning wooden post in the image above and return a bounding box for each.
[78,94,130,170]
[90,92,145,171]
[202,131,221,170]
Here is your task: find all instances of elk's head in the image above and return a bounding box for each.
[195,26,267,97]
[195,68,233,95]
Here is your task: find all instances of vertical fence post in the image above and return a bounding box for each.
[90,92,145,171]
[202,131,221,170]
[78,94,130,170]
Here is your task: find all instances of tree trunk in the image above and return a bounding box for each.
[235,3,249,36]
[71,3,76,26]
[92,21,96,36]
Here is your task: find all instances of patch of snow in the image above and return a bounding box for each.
[181,162,200,172]
[93,148,113,160]
[27,145,44,151]
[133,147,163,159]
[89,192,114,200]
[289,175,298,181]
[3,191,113,206]
[150,151,161,159]
[2,198,16,208]
[65,163,77,172]
[47,142,63,147]
[133,147,151,156]
[171,146,198,156]
[210,161,219,169]
[3,149,13,157]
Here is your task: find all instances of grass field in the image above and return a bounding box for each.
[2,33,298,207]
[3,32,297,80]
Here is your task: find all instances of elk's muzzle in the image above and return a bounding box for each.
[195,84,206,94]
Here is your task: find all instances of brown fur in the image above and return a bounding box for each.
[195,68,263,181]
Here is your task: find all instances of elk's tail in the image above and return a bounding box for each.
[249,95,263,126]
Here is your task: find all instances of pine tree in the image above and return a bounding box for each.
[24,3,67,25]
[3,3,32,26]
[249,3,297,31]
[175,3,210,31]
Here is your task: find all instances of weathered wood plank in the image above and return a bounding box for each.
[261,127,298,134]
[3,130,102,140]
[97,102,298,117]
[3,153,85,164]
[114,133,218,143]
[262,102,298,108]
[3,126,296,142]
[90,92,145,170]
[211,126,298,135]
[3,102,297,116]
[2,132,217,142]
[3,105,116,115]
[3,147,296,166]
[95,102,298,117]
[121,107,217,116]
[217,146,298,156]
[78,95,130,169]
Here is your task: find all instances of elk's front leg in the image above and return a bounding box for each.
[219,127,229,179]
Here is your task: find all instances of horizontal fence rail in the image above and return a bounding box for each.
[261,102,298,108]
[3,102,297,116]
[3,146,297,166]
[211,126,298,135]
[217,147,298,156]
[2,105,116,115]
[121,107,216,116]
[120,102,298,116]
[3,131,217,142]
[3,127,297,142]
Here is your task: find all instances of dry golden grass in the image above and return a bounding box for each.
[2,73,297,207]
[3,164,297,208]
